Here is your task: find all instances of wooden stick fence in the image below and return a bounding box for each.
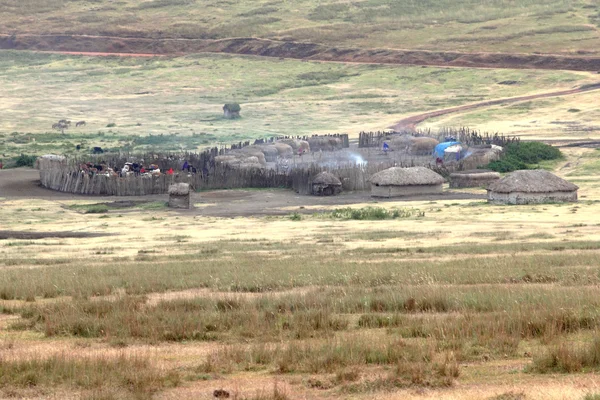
[359,128,520,148]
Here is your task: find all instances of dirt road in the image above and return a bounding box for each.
[3,34,600,72]
[392,83,600,131]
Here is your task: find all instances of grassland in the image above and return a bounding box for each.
[0,50,598,161]
[420,90,600,140]
[1,148,600,399]
[1,0,599,55]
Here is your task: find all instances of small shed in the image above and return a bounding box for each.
[168,183,192,209]
[369,166,444,198]
[223,103,241,119]
[449,170,501,188]
[312,172,342,196]
[487,170,578,204]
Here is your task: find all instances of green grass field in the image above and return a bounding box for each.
[1,0,599,54]
[0,50,597,160]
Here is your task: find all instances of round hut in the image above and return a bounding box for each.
[450,170,501,188]
[312,172,342,196]
[487,170,578,204]
[369,167,445,198]
[168,183,192,209]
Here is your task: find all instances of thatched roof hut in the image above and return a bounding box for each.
[369,167,444,198]
[277,139,310,153]
[308,136,344,152]
[312,172,342,196]
[168,183,191,209]
[409,137,439,155]
[274,143,293,158]
[450,170,500,188]
[487,170,578,204]
[256,145,279,163]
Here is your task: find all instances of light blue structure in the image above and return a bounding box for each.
[434,141,461,158]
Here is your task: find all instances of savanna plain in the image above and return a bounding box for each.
[2,0,600,399]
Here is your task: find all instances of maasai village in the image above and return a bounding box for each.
[1,1,600,400]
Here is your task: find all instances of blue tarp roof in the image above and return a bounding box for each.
[434,141,461,158]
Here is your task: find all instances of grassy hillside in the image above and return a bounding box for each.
[0,50,597,158]
[1,0,599,54]
[420,90,600,140]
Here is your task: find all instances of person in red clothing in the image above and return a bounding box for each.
[167,168,174,175]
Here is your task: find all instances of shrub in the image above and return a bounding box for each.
[531,337,600,373]
[106,123,117,128]
[328,206,422,220]
[69,204,109,214]
[14,154,37,168]
[289,212,302,221]
[487,142,562,173]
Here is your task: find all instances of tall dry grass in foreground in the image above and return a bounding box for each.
[0,352,179,398]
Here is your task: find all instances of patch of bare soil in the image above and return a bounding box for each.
[0,230,113,240]
[0,169,485,218]
[2,34,600,71]
[193,190,485,218]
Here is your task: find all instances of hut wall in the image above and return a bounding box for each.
[169,194,191,209]
[450,175,500,188]
[312,183,342,196]
[487,190,578,204]
[371,183,443,198]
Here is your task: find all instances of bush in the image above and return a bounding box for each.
[487,142,562,173]
[223,103,241,112]
[106,123,117,128]
[328,206,423,220]
[531,337,600,373]
[69,204,109,214]
[14,154,37,168]
[289,212,302,221]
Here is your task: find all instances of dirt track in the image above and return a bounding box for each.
[392,83,600,131]
[3,34,600,72]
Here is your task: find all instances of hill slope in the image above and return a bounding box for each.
[1,0,598,55]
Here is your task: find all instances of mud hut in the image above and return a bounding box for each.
[369,167,444,198]
[409,137,439,156]
[168,183,191,209]
[223,103,241,119]
[256,145,279,163]
[308,136,344,152]
[450,170,500,188]
[487,170,578,204]
[277,139,310,153]
[274,143,294,158]
[312,172,342,196]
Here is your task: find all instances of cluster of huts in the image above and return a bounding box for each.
[214,139,308,169]
[214,136,348,169]
[312,166,578,205]
[377,133,502,165]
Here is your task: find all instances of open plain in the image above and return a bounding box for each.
[2,0,600,399]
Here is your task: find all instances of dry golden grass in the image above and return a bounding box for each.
[1,148,600,399]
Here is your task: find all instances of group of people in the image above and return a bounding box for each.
[120,162,175,177]
[75,159,210,178]
[78,161,176,177]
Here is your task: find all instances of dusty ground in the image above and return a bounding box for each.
[0,168,484,218]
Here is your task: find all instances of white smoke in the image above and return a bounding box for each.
[348,152,367,165]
